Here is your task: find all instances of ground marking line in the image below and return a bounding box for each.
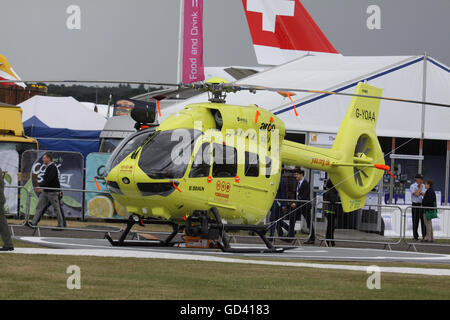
[4,248,450,276]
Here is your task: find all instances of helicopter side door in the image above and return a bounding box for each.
[184,141,213,210]
[208,143,240,221]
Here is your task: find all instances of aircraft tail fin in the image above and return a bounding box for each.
[328,83,385,212]
[281,83,386,212]
[0,54,26,88]
[242,0,340,65]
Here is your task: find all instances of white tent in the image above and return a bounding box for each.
[81,102,110,118]
[20,96,106,131]
[19,96,107,156]
[162,55,450,140]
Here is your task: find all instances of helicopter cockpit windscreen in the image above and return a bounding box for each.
[104,130,153,176]
[138,129,202,180]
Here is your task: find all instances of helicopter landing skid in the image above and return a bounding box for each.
[105,215,183,247]
[187,207,288,254]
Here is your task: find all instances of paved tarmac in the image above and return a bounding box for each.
[15,236,450,265]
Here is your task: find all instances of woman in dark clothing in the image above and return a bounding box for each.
[422,179,437,242]
[323,179,339,247]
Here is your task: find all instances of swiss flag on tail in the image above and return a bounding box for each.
[242,0,340,65]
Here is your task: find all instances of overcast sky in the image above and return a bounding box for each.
[1,0,449,83]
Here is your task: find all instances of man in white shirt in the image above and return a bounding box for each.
[410,174,426,241]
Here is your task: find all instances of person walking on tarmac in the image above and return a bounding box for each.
[0,169,14,251]
[290,168,315,244]
[26,153,65,228]
[323,179,339,247]
[268,169,289,239]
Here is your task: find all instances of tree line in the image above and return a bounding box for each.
[44,83,162,104]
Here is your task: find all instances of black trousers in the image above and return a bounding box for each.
[412,203,426,240]
[288,207,315,240]
[269,202,289,237]
[325,212,336,246]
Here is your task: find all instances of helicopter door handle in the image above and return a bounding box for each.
[233,183,268,193]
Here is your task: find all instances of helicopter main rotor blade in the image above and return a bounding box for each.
[147,86,196,101]
[3,78,449,108]
[235,83,450,108]
[0,79,181,87]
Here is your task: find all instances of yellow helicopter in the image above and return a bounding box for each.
[2,77,446,253]
[97,78,391,253]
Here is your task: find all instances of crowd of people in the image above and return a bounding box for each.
[410,174,438,243]
[268,167,339,246]
[268,169,439,245]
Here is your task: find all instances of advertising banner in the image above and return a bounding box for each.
[85,153,128,219]
[0,148,19,214]
[182,0,205,83]
[113,98,156,119]
[20,150,84,218]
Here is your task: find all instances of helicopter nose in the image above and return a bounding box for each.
[106,180,123,195]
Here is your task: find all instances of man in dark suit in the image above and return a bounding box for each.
[290,168,315,244]
[269,169,289,238]
[27,153,65,228]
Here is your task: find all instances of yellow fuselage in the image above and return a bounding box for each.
[106,103,285,224]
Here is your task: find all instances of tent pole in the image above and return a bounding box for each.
[445,141,450,206]
[419,53,427,173]
[389,137,395,204]
[418,139,423,174]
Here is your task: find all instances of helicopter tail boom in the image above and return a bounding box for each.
[282,83,385,212]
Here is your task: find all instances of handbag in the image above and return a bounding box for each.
[425,200,438,220]
[425,209,438,220]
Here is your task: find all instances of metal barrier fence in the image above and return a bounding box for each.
[2,184,450,251]
[315,201,404,250]
[4,184,127,236]
[265,199,405,249]
[263,199,314,246]
[403,205,450,251]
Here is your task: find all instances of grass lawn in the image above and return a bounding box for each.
[2,223,450,300]
[1,251,449,300]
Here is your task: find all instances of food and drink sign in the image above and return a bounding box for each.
[182,0,204,83]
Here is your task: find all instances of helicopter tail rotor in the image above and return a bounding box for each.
[327,83,385,212]
[281,83,386,212]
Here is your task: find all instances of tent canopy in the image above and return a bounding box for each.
[162,55,450,140]
[19,96,107,157]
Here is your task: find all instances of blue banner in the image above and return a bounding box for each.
[85,153,127,219]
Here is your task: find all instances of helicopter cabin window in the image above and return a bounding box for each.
[105,130,152,175]
[265,157,272,178]
[244,151,259,177]
[212,143,237,178]
[138,129,202,179]
[189,143,211,178]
